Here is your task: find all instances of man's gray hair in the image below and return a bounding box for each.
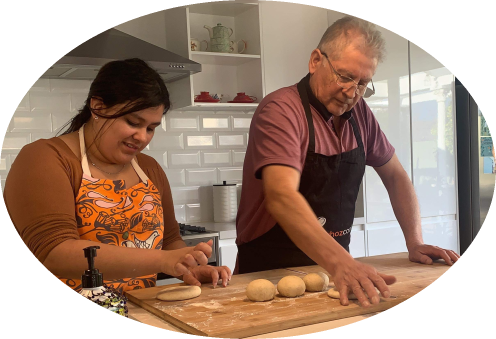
[317,16,386,63]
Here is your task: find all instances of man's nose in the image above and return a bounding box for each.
[343,85,357,99]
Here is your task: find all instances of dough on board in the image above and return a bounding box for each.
[303,272,329,292]
[156,286,201,301]
[277,276,306,297]
[246,279,276,302]
[327,287,379,300]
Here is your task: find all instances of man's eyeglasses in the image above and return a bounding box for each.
[320,50,375,98]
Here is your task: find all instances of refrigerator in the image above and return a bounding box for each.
[455,78,495,254]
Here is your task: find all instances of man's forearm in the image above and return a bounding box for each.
[386,173,424,251]
[265,189,352,275]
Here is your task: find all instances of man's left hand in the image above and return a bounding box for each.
[182,265,232,288]
[408,244,460,266]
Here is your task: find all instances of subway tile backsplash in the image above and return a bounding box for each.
[1,78,251,221]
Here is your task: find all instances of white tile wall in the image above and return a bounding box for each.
[2,79,252,214]
[201,151,231,166]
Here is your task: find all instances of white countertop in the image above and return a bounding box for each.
[193,222,237,239]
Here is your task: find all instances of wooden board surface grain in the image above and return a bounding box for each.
[125,253,450,338]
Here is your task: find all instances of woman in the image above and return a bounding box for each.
[4,58,231,293]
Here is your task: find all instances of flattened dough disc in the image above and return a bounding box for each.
[156,286,201,301]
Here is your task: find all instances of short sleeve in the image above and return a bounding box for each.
[250,91,306,179]
[363,103,395,167]
[3,140,80,263]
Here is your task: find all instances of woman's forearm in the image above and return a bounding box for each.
[43,239,172,280]
[163,239,187,250]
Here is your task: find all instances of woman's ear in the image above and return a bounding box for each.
[90,97,105,113]
[308,49,324,75]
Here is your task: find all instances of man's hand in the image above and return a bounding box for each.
[182,265,232,288]
[331,258,396,307]
[408,243,460,266]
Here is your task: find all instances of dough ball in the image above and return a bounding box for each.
[246,279,276,302]
[156,286,201,301]
[277,276,306,298]
[303,272,329,292]
[327,287,379,300]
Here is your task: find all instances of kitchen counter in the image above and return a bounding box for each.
[194,222,236,240]
[126,253,451,337]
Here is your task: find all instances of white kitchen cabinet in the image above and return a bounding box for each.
[367,222,408,256]
[349,229,366,258]
[219,238,238,273]
[163,3,264,110]
[410,42,457,218]
[421,216,458,252]
[260,1,328,95]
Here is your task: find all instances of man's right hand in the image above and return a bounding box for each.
[331,258,396,307]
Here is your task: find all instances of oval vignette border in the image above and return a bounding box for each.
[0,1,493,338]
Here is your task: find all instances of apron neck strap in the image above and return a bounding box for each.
[348,116,364,152]
[78,124,92,176]
[131,159,149,184]
[297,78,316,153]
[78,124,149,184]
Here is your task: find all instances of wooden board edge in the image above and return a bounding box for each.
[126,294,207,336]
[213,297,407,338]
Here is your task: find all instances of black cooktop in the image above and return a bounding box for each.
[179,223,207,236]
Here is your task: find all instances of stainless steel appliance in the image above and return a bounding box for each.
[41,29,201,82]
[456,78,495,254]
[156,223,219,286]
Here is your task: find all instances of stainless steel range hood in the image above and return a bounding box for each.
[41,29,201,82]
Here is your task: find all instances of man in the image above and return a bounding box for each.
[235,16,460,307]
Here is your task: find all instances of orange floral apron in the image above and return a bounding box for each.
[59,125,164,293]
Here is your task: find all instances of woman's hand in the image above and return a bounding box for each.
[182,265,233,288]
[161,240,213,277]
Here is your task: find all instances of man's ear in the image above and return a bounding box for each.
[308,49,324,75]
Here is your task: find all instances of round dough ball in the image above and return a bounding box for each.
[156,286,201,301]
[246,279,276,302]
[327,287,379,300]
[277,276,306,298]
[303,272,329,292]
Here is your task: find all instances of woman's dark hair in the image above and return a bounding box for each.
[60,58,170,135]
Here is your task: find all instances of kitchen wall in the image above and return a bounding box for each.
[1,2,461,257]
[1,78,250,223]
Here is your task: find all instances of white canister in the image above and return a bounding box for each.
[213,181,238,223]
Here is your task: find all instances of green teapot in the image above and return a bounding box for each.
[204,23,234,53]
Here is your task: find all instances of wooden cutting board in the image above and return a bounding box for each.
[125,253,450,338]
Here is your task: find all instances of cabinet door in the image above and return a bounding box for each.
[421,217,458,252]
[219,240,238,273]
[367,223,408,256]
[260,2,328,95]
[349,230,366,258]
[410,42,457,218]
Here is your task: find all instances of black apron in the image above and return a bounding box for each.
[236,76,366,274]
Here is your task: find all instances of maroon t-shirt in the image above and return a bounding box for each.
[236,81,395,246]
